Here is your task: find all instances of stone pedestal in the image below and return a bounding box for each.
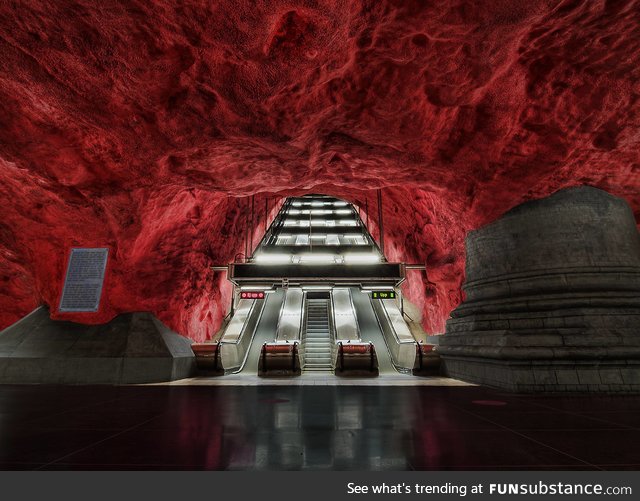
[0,307,196,384]
[439,187,640,392]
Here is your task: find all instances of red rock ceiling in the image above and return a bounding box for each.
[1,0,639,340]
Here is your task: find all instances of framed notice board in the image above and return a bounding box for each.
[58,248,109,312]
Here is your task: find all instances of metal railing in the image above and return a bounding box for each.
[328,296,338,370]
[220,298,266,373]
[299,294,309,365]
[370,297,417,373]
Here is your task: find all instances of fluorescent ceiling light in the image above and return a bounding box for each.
[299,253,338,264]
[295,209,343,215]
[254,253,292,264]
[344,253,380,264]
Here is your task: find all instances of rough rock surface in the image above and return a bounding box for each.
[1,1,639,341]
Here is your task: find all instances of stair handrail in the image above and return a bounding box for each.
[376,298,417,346]
[348,288,363,341]
[328,295,339,369]
[299,292,309,365]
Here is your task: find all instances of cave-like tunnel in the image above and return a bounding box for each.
[1,0,640,472]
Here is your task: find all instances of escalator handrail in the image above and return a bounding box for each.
[219,299,261,347]
[377,298,417,345]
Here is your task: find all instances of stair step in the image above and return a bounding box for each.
[303,298,332,370]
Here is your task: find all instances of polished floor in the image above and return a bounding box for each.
[1,384,639,470]
[153,374,473,386]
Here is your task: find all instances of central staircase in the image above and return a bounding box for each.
[301,298,333,372]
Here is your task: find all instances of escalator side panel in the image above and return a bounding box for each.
[349,287,397,374]
[220,298,264,371]
[369,297,417,371]
[331,288,360,341]
[275,288,304,342]
[236,289,284,375]
[380,299,418,368]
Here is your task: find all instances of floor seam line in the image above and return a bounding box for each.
[34,414,163,470]
[449,403,604,471]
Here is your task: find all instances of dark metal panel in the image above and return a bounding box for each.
[266,226,369,236]
[257,244,378,255]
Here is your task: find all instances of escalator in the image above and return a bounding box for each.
[235,289,284,375]
[350,287,398,374]
[301,296,333,372]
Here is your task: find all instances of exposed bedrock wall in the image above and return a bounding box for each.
[0,180,467,341]
[2,0,640,340]
[439,186,640,392]
[0,184,284,342]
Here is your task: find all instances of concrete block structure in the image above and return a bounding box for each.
[0,307,196,384]
[439,186,640,392]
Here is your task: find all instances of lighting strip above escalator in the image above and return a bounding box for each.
[253,252,381,265]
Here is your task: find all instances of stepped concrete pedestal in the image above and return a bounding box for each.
[439,187,640,392]
[0,307,196,384]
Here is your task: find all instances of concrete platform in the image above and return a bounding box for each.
[0,307,196,384]
[144,374,472,386]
